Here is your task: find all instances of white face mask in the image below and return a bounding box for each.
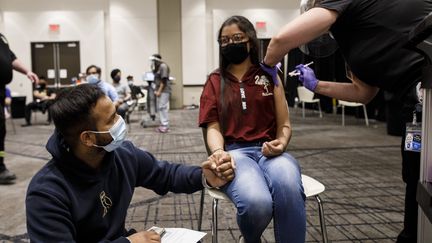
[89,116,127,152]
[86,74,100,84]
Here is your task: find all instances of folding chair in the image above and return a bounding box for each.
[297,86,322,118]
[338,100,369,126]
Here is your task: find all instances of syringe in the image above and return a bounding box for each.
[288,61,314,77]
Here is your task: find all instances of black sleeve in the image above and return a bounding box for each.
[131,144,203,195]
[318,0,352,14]
[9,49,16,61]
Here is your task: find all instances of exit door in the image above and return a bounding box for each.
[31,41,80,87]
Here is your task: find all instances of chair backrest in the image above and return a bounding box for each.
[10,96,27,119]
[297,86,315,102]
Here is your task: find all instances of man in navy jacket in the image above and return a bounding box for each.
[26,84,234,243]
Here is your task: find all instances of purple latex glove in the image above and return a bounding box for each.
[260,62,282,86]
[296,64,318,91]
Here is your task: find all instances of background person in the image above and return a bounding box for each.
[86,65,119,105]
[110,69,131,119]
[26,84,235,242]
[263,1,432,242]
[199,16,305,243]
[150,54,171,133]
[0,32,38,184]
[21,76,56,126]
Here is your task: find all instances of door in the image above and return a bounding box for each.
[31,41,80,88]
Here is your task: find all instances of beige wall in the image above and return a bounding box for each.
[157,0,183,109]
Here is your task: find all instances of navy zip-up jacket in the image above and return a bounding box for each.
[26,132,203,242]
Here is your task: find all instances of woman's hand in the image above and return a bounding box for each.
[202,150,235,188]
[262,139,285,157]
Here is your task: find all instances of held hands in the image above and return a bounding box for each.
[202,150,235,188]
[260,62,282,86]
[295,64,318,91]
[154,91,161,97]
[262,139,285,157]
[127,230,161,243]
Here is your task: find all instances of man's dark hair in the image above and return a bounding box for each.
[110,68,121,80]
[217,15,259,73]
[86,65,102,75]
[152,54,162,60]
[50,84,105,147]
[126,75,133,80]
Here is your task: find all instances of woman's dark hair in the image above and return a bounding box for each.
[86,65,102,75]
[217,15,259,73]
[50,84,105,147]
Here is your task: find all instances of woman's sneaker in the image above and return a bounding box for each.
[156,126,169,133]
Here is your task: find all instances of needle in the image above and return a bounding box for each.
[288,61,314,77]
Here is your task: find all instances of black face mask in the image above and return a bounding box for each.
[113,76,121,82]
[39,84,46,90]
[221,42,249,64]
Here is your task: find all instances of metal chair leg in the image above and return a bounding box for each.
[302,102,305,118]
[362,105,369,126]
[211,198,219,243]
[318,101,323,118]
[342,105,345,126]
[198,189,205,231]
[315,195,328,243]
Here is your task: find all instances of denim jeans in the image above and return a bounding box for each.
[222,143,306,243]
[157,92,170,127]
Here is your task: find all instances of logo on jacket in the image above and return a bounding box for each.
[100,191,113,217]
[254,75,273,96]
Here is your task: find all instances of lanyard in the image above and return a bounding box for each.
[239,81,247,113]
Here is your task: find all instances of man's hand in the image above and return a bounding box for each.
[295,64,318,91]
[26,71,39,84]
[154,90,161,97]
[127,231,161,243]
[260,62,282,86]
[262,139,285,157]
[202,150,235,188]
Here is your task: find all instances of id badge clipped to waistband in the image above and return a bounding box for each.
[405,122,422,152]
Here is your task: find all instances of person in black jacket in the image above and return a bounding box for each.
[0,33,38,184]
[263,1,432,242]
[26,84,234,243]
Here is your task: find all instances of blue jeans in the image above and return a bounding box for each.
[222,143,306,243]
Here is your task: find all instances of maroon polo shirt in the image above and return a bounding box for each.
[199,65,277,144]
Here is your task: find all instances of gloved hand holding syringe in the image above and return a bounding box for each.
[288,62,314,77]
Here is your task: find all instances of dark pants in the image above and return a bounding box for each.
[24,100,53,124]
[397,89,421,243]
[0,88,6,172]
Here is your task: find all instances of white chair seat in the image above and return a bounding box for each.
[207,188,231,201]
[302,174,325,197]
[338,100,363,107]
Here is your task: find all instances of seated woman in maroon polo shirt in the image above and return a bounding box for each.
[198,15,306,243]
